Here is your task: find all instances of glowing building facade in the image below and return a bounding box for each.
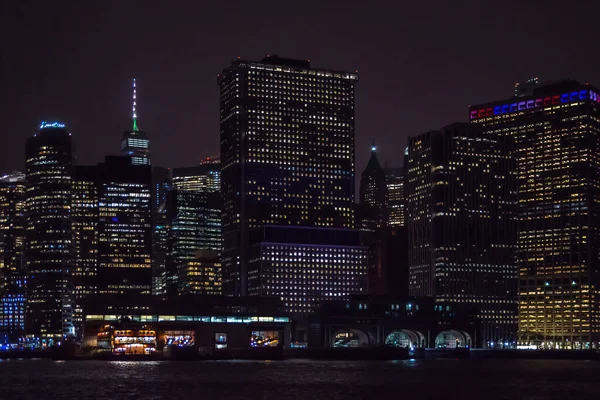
[0,172,26,339]
[384,166,406,227]
[121,79,150,166]
[172,158,220,193]
[178,250,222,295]
[407,123,517,347]
[218,55,359,297]
[25,123,74,341]
[247,226,367,314]
[97,156,152,295]
[71,166,99,335]
[470,80,600,349]
[161,160,222,295]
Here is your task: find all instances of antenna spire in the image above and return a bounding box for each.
[132,78,138,131]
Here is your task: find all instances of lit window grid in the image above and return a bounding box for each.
[254,244,367,314]
[470,87,600,348]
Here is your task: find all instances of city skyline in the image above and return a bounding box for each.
[2,1,600,178]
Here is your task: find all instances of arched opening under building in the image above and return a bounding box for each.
[385,330,425,348]
[332,329,372,348]
[435,330,472,349]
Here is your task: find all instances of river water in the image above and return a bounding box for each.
[0,358,598,399]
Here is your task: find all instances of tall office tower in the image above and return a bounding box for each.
[218,55,359,298]
[407,123,516,348]
[71,166,98,335]
[384,165,405,227]
[358,145,388,230]
[25,122,74,342]
[97,156,152,295]
[469,81,600,349]
[163,162,222,295]
[0,172,26,339]
[178,250,222,295]
[121,79,150,166]
[356,146,388,295]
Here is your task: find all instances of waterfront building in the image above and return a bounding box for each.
[121,79,150,166]
[82,295,290,354]
[25,122,74,341]
[407,122,516,348]
[97,156,152,295]
[469,80,600,349]
[71,166,99,335]
[0,172,26,339]
[218,55,359,298]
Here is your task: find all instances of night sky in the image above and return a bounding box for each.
[2,1,599,176]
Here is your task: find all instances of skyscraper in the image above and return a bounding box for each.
[356,146,388,295]
[0,172,26,339]
[161,159,222,295]
[407,123,516,347]
[384,165,405,227]
[97,156,152,295]
[25,122,74,342]
[218,55,360,301]
[71,166,98,335]
[357,145,388,230]
[469,80,600,349]
[121,79,150,166]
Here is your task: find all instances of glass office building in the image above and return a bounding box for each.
[25,122,74,342]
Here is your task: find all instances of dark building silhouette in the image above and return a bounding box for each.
[0,172,26,339]
[218,55,361,300]
[407,123,516,348]
[25,122,74,342]
[470,80,600,349]
[121,79,150,166]
[358,145,388,230]
[356,146,390,295]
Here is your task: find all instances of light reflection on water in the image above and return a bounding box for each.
[0,359,598,399]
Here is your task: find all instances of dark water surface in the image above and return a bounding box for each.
[1,358,598,400]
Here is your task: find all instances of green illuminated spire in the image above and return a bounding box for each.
[132,78,138,131]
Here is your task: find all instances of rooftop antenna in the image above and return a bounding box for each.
[132,78,138,131]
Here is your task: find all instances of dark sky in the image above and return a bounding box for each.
[2,0,599,175]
